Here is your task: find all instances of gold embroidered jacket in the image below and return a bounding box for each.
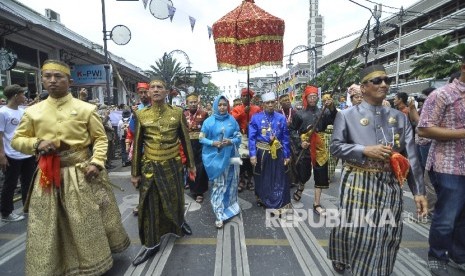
[11,93,108,169]
[131,104,194,176]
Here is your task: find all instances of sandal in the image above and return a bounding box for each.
[332,261,345,274]
[293,185,304,201]
[215,220,223,229]
[195,195,204,203]
[247,180,255,191]
[313,204,326,216]
[238,179,246,193]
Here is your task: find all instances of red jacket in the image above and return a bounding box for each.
[231,104,261,134]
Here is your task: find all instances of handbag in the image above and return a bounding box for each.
[230,144,243,165]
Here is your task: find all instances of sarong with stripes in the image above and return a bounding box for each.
[138,156,185,247]
[328,165,403,276]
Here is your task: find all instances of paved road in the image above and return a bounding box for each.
[0,162,463,276]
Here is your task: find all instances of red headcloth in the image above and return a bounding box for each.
[137,82,149,90]
[302,85,318,109]
[241,88,255,97]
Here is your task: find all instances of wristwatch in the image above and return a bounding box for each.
[33,139,43,153]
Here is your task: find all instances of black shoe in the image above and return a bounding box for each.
[428,256,449,276]
[132,246,159,266]
[181,222,192,235]
[332,261,345,274]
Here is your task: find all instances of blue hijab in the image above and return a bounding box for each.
[201,96,239,180]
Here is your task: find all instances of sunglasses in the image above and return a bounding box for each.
[367,77,392,85]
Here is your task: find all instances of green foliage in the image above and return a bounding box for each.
[144,53,185,89]
[314,59,362,95]
[410,36,463,79]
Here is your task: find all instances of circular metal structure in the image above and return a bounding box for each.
[149,0,174,20]
[288,45,309,68]
[167,49,191,68]
[201,76,210,85]
[110,25,131,45]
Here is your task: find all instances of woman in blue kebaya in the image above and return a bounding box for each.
[200,96,242,229]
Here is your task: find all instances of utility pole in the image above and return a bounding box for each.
[364,19,371,66]
[395,6,404,88]
[101,0,111,104]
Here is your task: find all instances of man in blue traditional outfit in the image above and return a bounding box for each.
[249,92,291,213]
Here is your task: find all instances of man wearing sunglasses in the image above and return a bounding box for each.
[328,64,427,275]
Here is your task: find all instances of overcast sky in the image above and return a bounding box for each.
[17,0,418,95]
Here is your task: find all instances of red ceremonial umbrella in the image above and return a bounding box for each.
[212,0,285,71]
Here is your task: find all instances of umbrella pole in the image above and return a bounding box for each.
[246,68,250,125]
[247,69,250,103]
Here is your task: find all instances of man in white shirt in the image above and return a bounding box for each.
[0,84,36,222]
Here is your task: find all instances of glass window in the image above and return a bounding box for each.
[10,67,39,100]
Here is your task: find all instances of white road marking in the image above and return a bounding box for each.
[214,214,250,276]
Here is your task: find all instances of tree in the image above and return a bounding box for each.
[409,36,463,80]
[145,53,186,88]
[314,59,362,96]
[145,53,188,103]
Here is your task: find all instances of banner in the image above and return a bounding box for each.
[70,64,111,86]
[189,16,196,32]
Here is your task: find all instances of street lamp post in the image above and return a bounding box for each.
[394,7,404,88]
[101,0,111,103]
[287,45,319,82]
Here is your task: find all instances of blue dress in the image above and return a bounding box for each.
[200,96,242,222]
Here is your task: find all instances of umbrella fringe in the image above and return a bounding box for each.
[215,35,283,44]
[217,61,282,72]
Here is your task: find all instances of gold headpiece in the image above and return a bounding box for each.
[186,93,199,101]
[149,79,166,88]
[361,71,385,83]
[41,62,71,76]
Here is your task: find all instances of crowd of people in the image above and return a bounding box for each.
[0,58,463,276]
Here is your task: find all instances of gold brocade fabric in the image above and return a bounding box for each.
[256,141,282,159]
[24,148,129,275]
[11,93,108,169]
[315,132,329,166]
[9,93,127,275]
[131,104,195,176]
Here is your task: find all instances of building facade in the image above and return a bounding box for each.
[0,0,149,105]
[318,0,465,94]
[307,0,324,78]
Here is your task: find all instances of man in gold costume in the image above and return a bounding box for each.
[131,79,196,266]
[11,60,129,276]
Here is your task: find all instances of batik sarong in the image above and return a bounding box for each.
[328,165,403,276]
[25,149,129,276]
[138,156,185,247]
[210,164,240,222]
